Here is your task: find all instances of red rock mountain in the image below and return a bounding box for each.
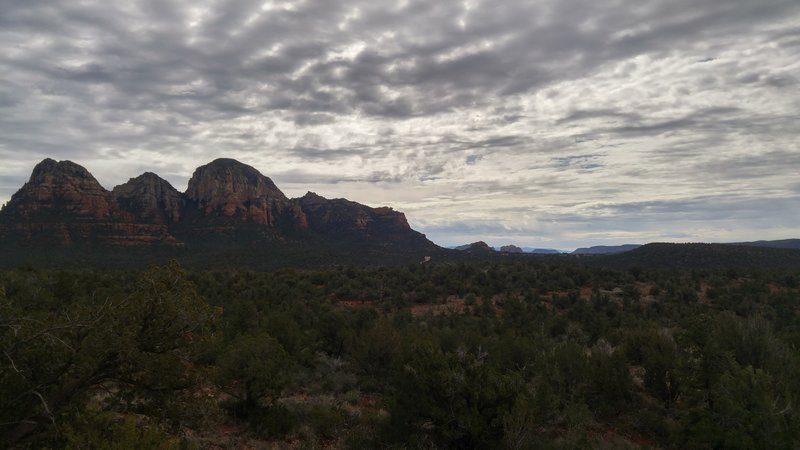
[297,192,410,237]
[3,158,117,221]
[184,159,288,226]
[113,172,183,224]
[455,241,495,253]
[0,158,437,263]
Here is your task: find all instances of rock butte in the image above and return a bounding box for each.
[0,158,429,251]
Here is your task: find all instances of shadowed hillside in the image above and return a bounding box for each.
[592,242,800,269]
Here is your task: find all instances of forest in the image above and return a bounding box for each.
[1,259,799,449]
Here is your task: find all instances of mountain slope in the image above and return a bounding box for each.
[732,239,800,250]
[594,242,800,269]
[454,241,495,253]
[572,244,641,255]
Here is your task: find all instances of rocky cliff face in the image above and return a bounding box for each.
[113,173,183,224]
[455,241,495,253]
[2,159,117,221]
[0,158,435,258]
[185,159,289,226]
[297,192,410,237]
[0,160,180,246]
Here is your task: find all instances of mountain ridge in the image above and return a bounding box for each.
[572,244,641,255]
[591,242,800,269]
[0,158,440,268]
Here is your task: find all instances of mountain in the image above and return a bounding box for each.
[113,172,183,224]
[522,247,563,254]
[183,158,289,227]
[594,242,800,269]
[0,158,441,268]
[499,244,524,253]
[0,159,178,247]
[454,241,495,253]
[572,244,641,255]
[732,239,800,250]
[2,158,116,221]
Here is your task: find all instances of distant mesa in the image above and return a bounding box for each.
[0,158,439,268]
[572,241,800,259]
[452,244,564,254]
[454,241,495,253]
[572,244,641,255]
[595,242,800,269]
[524,248,563,254]
[732,239,800,250]
[500,245,564,254]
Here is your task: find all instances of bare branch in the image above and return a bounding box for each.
[3,349,20,373]
[30,391,56,428]
[0,420,38,428]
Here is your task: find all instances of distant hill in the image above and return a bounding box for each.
[732,239,800,250]
[454,241,495,253]
[594,242,800,269]
[572,244,641,255]
[522,247,564,254]
[0,158,443,269]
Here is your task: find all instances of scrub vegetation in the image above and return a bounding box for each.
[2,260,799,449]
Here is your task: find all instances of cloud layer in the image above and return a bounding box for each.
[1,0,799,249]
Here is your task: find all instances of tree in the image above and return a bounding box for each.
[707,366,793,449]
[387,344,517,449]
[625,327,683,408]
[216,333,290,412]
[0,262,217,446]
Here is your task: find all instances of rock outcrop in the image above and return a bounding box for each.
[0,160,181,246]
[113,173,183,224]
[500,245,524,253]
[185,159,289,226]
[0,158,437,261]
[2,159,117,221]
[455,241,495,253]
[296,192,410,237]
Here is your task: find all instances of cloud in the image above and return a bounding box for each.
[1,0,799,249]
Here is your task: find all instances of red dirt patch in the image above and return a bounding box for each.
[409,297,467,317]
[336,299,375,309]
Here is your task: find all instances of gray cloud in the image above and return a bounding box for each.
[1,0,799,249]
[604,107,745,137]
[590,195,800,222]
[551,153,607,171]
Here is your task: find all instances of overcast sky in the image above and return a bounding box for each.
[1,0,799,250]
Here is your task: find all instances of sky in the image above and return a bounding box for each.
[1,0,799,250]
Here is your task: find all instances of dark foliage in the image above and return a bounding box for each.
[2,259,799,448]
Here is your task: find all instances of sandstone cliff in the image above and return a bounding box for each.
[296,192,410,237]
[185,158,289,226]
[2,159,117,221]
[0,158,436,260]
[0,160,180,246]
[113,172,183,224]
